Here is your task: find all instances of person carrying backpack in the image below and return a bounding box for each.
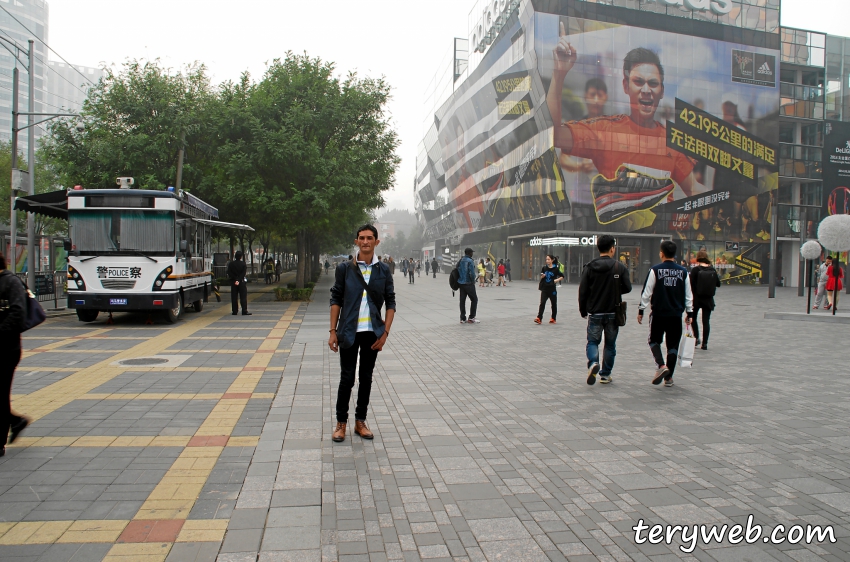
[689,250,720,350]
[0,252,30,457]
[456,248,479,323]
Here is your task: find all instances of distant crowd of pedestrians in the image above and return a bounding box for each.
[325,223,844,442]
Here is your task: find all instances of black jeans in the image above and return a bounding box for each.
[459,283,478,321]
[648,314,683,377]
[230,282,248,314]
[409,271,415,284]
[336,331,379,422]
[1,339,23,446]
[537,290,557,320]
[691,306,712,345]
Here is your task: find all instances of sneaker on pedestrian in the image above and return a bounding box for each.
[664,378,674,387]
[700,345,707,350]
[534,317,542,324]
[600,375,611,384]
[549,318,556,324]
[695,338,701,346]
[467,318,480,324]
[812,305,819,309]
[652,366,670,385]
[587,362,600,385]
[460,319,466,324]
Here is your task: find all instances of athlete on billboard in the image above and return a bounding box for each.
[546,22,702,225]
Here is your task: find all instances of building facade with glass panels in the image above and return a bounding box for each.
[414,0,847,288]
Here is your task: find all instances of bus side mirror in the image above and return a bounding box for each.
[63,239,72,252]
[180,240,188,253]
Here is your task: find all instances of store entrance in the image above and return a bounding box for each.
[565,245,595,283]
[618,246,640,284]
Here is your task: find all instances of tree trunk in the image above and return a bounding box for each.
[296,230,307,289]
[229,235,235,259]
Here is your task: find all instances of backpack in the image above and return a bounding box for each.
[449,261,461,292]
[696,267,718,298]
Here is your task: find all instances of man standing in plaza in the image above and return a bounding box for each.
[329,225,396,442]
[638,240,693,387]
[457,248,479,323]
[226,251,251,316]
[431,257,438,278]
[579,235,632,385]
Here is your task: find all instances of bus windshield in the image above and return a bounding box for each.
[69,210,175,256]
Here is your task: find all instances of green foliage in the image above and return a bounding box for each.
[41,56,400,288]
[274,287,313,301]
[44,60,216,191]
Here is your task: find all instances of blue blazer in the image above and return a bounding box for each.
[330,259,396,349]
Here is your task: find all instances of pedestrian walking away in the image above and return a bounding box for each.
[329,225,396,443]
[477,259,486,287]
[408,260,416,284]
[825,256,844,312]
[689,250,720,350]
[535,254,564,325]
[505,259,512,282]
[579,235,632,385]
[431,257,438,278]
[485,258,495,286]
[813,256,831,309]
[275,260,282,282]
[265,259,274,284]
[226,251,251,315]
[638,240,693,387]
[325,259,331,275]
[0,252,31,457]
[458,248,480,323]
[497,259,507,286]
[425,260,430,276]
[416,260,421,277]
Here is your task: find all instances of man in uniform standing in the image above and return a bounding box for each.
[226,251,251,316]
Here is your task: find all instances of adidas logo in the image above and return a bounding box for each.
[757,62,772,75]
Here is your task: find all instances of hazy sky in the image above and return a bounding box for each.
[44,0,849,212]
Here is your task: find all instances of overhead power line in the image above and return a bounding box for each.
[0,28,91,100]
[0,4,96,89]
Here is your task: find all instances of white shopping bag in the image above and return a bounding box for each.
[677,325,696,368]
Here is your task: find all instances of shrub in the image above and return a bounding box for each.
[290,288,313,301]
[286,282,296,289]
[275,287,313,301]
[274,288,292,301]
[306,282,316,289]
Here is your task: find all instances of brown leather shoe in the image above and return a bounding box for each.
[354,420,374,440]
[332,422,347,442]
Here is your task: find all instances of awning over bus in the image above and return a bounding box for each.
[194,218,255,231]
[13,190,68,220]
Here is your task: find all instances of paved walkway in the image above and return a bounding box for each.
[1,270,848,562]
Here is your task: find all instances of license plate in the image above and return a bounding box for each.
[109,298,128,306]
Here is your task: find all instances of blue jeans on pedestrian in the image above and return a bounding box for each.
[586,313,618,377]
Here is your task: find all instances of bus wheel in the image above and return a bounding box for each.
[193,299,203,312]
[165,295,183,323]
[76,309,99,323]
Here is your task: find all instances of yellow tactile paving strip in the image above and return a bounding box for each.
[99,302,298,561]
[8,435,261,449]
[0,518,228,545]
[21,327,113,358]
[2,288,295,560]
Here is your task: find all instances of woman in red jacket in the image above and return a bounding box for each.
[825,258,844,312]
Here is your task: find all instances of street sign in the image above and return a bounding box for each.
[34,273,54,296]
[725,241,740,252]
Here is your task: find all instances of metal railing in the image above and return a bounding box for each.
[15,270,68,310]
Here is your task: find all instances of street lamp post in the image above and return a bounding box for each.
[1,36,77,291]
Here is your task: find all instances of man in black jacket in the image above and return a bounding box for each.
[329,225,395,443]
[578,235,632,385]
[0,252,30,457]
[226,251,251,316]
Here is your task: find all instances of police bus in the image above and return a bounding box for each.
[65,183,252,323]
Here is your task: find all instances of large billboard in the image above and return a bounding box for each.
[823,120,850,217]
[424,5,780,248]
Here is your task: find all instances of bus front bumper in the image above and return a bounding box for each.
[68,292,180,310]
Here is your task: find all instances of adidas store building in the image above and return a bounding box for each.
[417,0,847,287]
